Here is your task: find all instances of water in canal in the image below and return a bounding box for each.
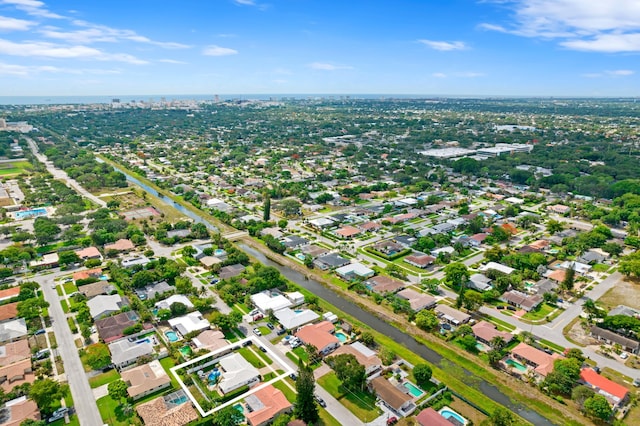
[239,244,555,426]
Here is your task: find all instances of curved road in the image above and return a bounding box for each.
[34,270,104,426]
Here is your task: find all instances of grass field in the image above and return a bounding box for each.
[97,395,139,426]
[89,369,120,388]
[317,372,381,422]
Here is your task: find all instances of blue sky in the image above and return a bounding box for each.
[0,0,639,96]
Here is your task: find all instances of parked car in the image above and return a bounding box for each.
[259,346,267,352]
[620,352,629,359]
[266,322,275,330]
[387,416,398,425]
[34,329,46,335]
[289,373,297,381]
[242,340,253,347]
[253,328,262,336]
[314,394,326,407]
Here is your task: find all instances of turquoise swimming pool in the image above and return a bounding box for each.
[15,208,47,219]
[439,407,468,425]
[506,358,528,372]
[403,381,424,397]
[335,332,348,343]
[165,331,179,342]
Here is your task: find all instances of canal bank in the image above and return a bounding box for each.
[104,158,574,426]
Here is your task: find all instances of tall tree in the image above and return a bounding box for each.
[294,361,319,424]
[29,379,63,415]
[583,394,612,421]
[562,265,575,292]
[327,353,366,392]
[263,196,271,221]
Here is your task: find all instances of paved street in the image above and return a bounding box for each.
[26,137,107,208]
[33,270,104,426]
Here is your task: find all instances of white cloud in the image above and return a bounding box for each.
[581,69,634,77]
[432,72,447,78]
[483,0,640,52]
[158,59,187,64]
[418,39,467,51]
[607,69,634,75]
[308,62,353,70]
[456,71,485,77]
[0,0,63,19]
[0,38,148,63]
[0,15,34,31]
[0,61,121,76]
[203,45,238,56]
[234,0,255,5]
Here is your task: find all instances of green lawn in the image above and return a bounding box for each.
[481,314,516,332]
[61,300,69,313]
[159,357,180,390]
[96,395,137,426]
[55,285,63,296]
[258,326,272,336]
[89,369,120,388]
[238,347,266,368]
[317,372,381,422]
[272,380,297,402]
[522,303,557,321]
[319,407,342,426]
[592,263,610,272]
[63,282,78,294]
[292,346,309,363]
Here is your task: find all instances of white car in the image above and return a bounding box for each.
[620,352,629,359]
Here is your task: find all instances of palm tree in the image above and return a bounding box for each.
[490,336,506,351]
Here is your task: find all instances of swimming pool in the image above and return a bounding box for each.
[439,407,468,425]
[214,249,226,257]
[335,332,348,343]
[15,207,47,219]
[233,403,245,416]
[99,275,108,281]
[506,358,528,372]
[403,381,424,397]
[208,368,220,383]
[136,338,150,344]
[295,253,306,261]
[165,331,179,342]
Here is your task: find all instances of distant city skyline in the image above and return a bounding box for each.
[0,0,638,97]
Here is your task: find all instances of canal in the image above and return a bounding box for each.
[239,244,555,426]
[109,161,553,425]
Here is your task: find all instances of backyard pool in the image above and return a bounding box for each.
[179,346,192,357]
[475,342,486,351]
[439,407,468,425]
[15,207,47,219]
[233,403,245,417]
[295,253,306,261]
[403,381,424,397]
[99,274,108,281]
[208,368,220,383]
[506,358,528,372]
[214,249,227,257]
[335,332,348,343]
[165,331,179,342]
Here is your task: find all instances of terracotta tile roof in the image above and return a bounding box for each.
[547,269,566,283]
[335,226,361,238]
[73,268,103,281]
[0,302,18,322]
[416,408,452,426]
[0,340,30,367]
[369,377,412,411]
[0,358,35,392]
[511,342,560,377]
[246,384,292,426]
[136,395,198,426]
[121,360,171,399]
[580,368,629,402]
[0,397,40,426]
[104,239,134,252]
[472,321,513,344]
[295,321,339,353]
[0,287,20,302]
[75,246,101,259]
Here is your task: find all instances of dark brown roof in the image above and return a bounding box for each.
[95,311,140,343]
[369,377,412,411]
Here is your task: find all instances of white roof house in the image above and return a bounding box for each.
[308,217,335,228]
[335,263,375,280]
[480,262,516,275]
[559,261,592,275]
[286,291,305,306]
[250,291,292,315]
[218,353,261,394]
[108,339,154,370]
[154,294,194,311]
[168,311,210,335]
[87,294,126,320]
[274,308,320,330]
[0,318,27,342]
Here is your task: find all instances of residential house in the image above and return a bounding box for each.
[371,240,405,256]
[0,396,40,426]
[590,326,640,354]
[500,290,543,312]
[434,305,470,325]
[250,291,293,315]
[416,408,454,426]
[334,263,375,281]
[508,342,560,378]
[286,292,305,306]
[281,235,309,249]
[480,262,515,275]
[546,269,566,284]
[578,251,607,265]
[121,256,151,269]
[365,276,405,294]
[155,294,194,311]
[472,321,513,346]
[393,235,418,248]
[0,319,27,343]
[0,303,18,323]
[29,253,59,270]
[0,358,34,392]
[0,288,19,304]
[0,341,30,367]
[75,246,102,261]
[135,391,198,426]
[108,338,155,370]
[121,360,171,400]
[167,229,191,239]
[274,308,319,330]
[470,233,488,246]
[134,281,174,301]
[369,377,416,417]
[295,321,340,356]
[72,268,103,282]
[87,294,128,320]
[308,217,335,230]
[192,330,228,352]
[313,253,350,270]
[332,342,382,376]
[559,261,591,275]
[104,239,135,252]
[95,311,144,343]
[396,289,436,312]
[467,273,492,292]
[359,222,382,233]
[403,254,435,269]
[218,353,261,394]
[547,204,571,215]
[579,368,630,408]
[79,281,116,299]
[532,278,558,296]
[609,305,640,318]
[245,384,292,426]
[335,226,361,239]
[219,264,246,280]
[168,312,210,336]
[300,244,328,259]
